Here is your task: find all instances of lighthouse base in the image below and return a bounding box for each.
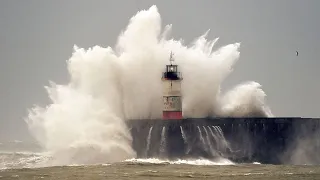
[126,117,320,165]
[162,111,183,119]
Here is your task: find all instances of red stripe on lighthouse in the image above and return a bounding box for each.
[162,111,183,120]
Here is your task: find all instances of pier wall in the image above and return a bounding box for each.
[126,117,320,164]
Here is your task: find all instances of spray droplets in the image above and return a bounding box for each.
[25,5,272,166]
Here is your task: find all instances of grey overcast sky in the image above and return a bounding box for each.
[0,0,319,141]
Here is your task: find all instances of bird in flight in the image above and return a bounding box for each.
[296,51,299,56]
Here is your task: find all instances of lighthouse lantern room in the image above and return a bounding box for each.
[162,52,183,120]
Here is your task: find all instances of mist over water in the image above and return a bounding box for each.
[25,5,272,166]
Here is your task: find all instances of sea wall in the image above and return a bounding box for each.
[126,117,320,164]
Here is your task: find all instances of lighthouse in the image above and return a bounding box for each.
[162,52,183,120]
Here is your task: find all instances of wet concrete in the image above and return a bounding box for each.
[127,117,320,164]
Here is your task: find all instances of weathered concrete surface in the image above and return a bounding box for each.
[127,117,320,164]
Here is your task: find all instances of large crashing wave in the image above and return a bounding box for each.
[25,5,273,166]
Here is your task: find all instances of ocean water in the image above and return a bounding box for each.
[1,141,320,179]
[1,152,320,179]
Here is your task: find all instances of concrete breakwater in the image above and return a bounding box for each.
[127,117,320,164]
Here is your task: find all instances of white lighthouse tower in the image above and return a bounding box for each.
[162,52,183,120]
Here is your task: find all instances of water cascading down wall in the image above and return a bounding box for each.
[127,117,320,164]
